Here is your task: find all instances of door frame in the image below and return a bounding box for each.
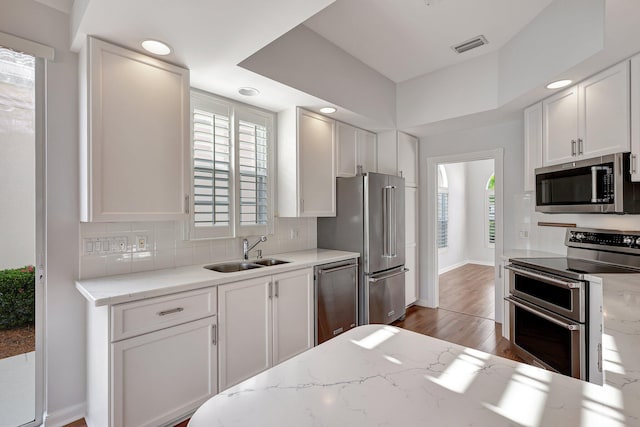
[422,148,504,324]
[0,32,50,427]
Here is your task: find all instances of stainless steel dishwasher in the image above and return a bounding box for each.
[314,259,358,345]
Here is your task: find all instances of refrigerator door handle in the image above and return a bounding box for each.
[368,268,409,283]
[383,185,395,257]
[390,185,397,257]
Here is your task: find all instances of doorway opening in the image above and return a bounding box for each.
[425,149,503,326]
[436,161,495,320]
[0,44,44,427]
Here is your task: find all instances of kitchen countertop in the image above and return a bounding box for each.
[502,248,564,259]
[75,249,359,306]
[189,272,640,427]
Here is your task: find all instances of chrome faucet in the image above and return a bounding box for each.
[243,236,267,260]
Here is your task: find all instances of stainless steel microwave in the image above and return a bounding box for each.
[535,153,640,214]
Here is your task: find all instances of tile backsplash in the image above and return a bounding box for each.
[79,218,317,279]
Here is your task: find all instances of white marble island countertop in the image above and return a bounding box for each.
[76,249,358,306]
[189,324,638,427]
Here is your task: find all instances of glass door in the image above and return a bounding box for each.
[0,45,44,427]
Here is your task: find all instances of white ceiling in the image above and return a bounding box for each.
[304,0,553,83]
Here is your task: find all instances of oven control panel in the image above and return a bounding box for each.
[568,230,640,249]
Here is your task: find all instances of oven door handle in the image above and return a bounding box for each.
[504,265,582,289]
[505,297,580,331]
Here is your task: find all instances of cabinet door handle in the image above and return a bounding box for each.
[157,307,184,316]
[578,138,584,155]
[184,194,190,214]
[212,324,217,346]
[571,140,576,156]
[274,281,279,298]
[268,282,273,299]
[631,154,638,174]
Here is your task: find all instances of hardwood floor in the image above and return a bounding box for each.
[439,263,495,320]
[393,305,523,363]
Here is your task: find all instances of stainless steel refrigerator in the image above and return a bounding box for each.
[318,172,407,325]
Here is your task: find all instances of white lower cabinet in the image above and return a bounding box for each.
[112,317,217,427]
[218,268,313,391]
[85,286,218,427]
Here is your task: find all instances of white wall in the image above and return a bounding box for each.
[0,108,35,270]
[239,25,397,129]
[465,159,495,265]
[79,218,317,279]
[1,1,84,425]
[437,163,466,272]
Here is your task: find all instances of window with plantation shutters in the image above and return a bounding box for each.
[437,165,449,249]
[237,117,268,227]
[486,173,495,248]
[189,90,273,239]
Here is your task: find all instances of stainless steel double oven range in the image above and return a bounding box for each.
[506,228,640,383]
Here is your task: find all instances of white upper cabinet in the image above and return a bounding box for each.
[356,128,377,174]
[80,37,190,222]
[377,130,418,187]
[336,122,377,177]
[336,122,358,177]
[629,54,640,181]
[543,62,630,166]
[543,86,579,165]
[397,132,418,187]
[376,131,399,176]
[278,108,336,217]
[524,102,543,192]
[579,62,630,158]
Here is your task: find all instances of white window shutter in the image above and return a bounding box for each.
[190,92,233,239]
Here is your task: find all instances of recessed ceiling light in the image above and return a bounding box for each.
[238,87,260,96]
[141,40,171,56]
[546,79,572,89]
[320,107,337,114]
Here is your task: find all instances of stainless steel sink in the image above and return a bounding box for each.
[252,259,290,266]
[204,262,264,273]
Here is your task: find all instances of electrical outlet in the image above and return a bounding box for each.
[136,235,148,251]
[118,237,128,252]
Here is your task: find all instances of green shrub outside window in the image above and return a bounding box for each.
[0,266,35,329]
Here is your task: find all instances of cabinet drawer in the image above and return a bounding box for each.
[111,287,216,341]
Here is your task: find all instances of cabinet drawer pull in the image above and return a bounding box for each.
[157,307,184,316]
[571,139,576,156]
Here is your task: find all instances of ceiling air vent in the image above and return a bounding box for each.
[451,35,488,54]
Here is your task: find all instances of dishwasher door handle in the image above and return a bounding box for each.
[317,264,357,275]
[368,268,409,283]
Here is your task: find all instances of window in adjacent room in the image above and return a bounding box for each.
[190,90,274,239]
[437,165,449,249]
[485,173,495,248]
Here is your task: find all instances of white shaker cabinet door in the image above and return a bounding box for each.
[272,268,314,365]
[298,109,336,216]
[405,244,417,307]
[397,132,418,187]
[336,121,358,177]
[579,61,630,158]
[357,128,377,174]
[523,103,542,192]
[543,87,579,166]
[632,55,640,182]
[111,316,217,427]
[81,37,189,222]
[218,277,272,391]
